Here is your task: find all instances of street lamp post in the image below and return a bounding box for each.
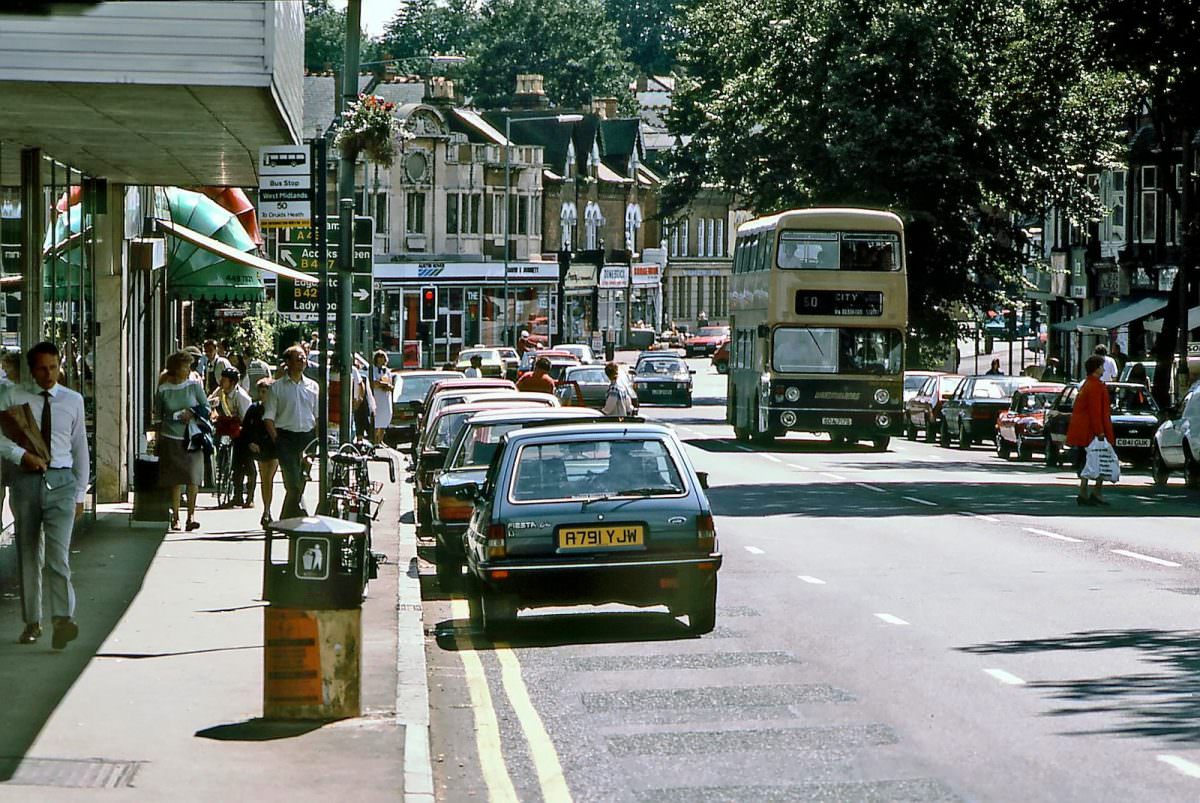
[503,113,583,347]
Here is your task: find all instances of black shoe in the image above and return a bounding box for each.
[51,618,77,650]
[1076,496,1098,507]
[261,512,273,527]
[1090,496,1110,506]
[18,623,41,644]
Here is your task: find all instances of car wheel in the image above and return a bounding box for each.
[434,542,462,590]
[479,586,518,638]
[1045,438,1060,467]
[1184,442,1200,490]
[1150,445,1170,487]
[996,436,1012,459]
[1016,437,1033,462]
[905,416,917,441]
[924,419,936,443]
[958,421,972,450]
[938,420,951,447]
[872,437,890,452]
[685,576,717,635]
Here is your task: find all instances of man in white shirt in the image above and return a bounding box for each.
[463,354,483,378]
[264,345,319,520]
[601,362,634,417]
[0,342,90,649]
[203,338,233,395]
[1094,344,1119,383]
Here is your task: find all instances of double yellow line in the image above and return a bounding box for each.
[452,599,572,803]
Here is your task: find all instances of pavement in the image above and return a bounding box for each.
[0,454,431,802]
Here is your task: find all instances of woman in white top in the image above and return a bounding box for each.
[370,350,393,444]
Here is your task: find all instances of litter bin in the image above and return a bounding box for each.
[262,515,367,720]
[132,455,170,522]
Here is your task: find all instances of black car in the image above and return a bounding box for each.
[1042,382,1160,467]
[631,356,694,407]
[938,375,1036,449]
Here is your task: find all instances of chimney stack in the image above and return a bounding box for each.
[513,73,549,109]
[591,96,619,120]
[425,75,456,105]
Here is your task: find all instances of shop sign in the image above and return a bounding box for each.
[564,263,597,289]
[599,266,629,289]
[631,263,661,286]
[375,262,559,282]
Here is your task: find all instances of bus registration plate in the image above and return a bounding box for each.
[822,417,852,426]
[558,524,644,550]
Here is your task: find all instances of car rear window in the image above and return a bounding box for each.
[509,439,685,502]
[568,368,607,384]
[1111,386,1158,415]
[972,378,1027,399]
[637,359,685,375]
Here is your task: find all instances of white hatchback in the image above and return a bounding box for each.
[1152,380,1200,487]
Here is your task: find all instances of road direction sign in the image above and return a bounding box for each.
[276,240,374,317]
[282,217,374,252]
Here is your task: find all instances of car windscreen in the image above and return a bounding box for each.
[904,375,929,391]
[776,231,900,271]
[1111,386,1158,415]
[509,438,685,502]
[567,368,607,384]
[772,327,903,375]
[971,378,1028,399]
[637,359,685,376]
[395,375,440,403]
[1016,392,1057,412]
[451,421,526,469]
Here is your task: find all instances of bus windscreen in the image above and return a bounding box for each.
[777,231,900,271]
[773,327,903,375]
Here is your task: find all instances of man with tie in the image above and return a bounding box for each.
[0,342,90,649]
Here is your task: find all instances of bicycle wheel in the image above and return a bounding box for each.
[216,445,235,507]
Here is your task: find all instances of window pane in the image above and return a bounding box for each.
[773,327,903,374]
[510,439,683,502]
[446,193,459,235]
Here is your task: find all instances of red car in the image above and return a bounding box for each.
[711,339,730,374]
[994,382,1065,460]
[686,325,730,357]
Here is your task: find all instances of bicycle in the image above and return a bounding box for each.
[213,434,235,508]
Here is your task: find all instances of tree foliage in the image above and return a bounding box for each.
[667,0,1124,356]
[303,0,379,73]
[464,0,636,108]
[378,0,479,63]
[603,0,679,76]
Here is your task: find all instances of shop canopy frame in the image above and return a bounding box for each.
[1144,306,1200,334]
[1051,297,1168,335]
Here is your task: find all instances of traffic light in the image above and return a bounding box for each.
[420,286,437,322]
[1005,307,1017,335]
[1029,301,1040,333]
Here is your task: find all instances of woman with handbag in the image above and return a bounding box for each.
[1066,354,1116,506]
[156,351,210,530]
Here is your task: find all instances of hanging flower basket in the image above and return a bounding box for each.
[334,94,400,167]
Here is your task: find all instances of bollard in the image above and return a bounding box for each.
[262,515,367,719]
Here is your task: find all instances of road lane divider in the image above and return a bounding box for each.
[450,599,519,803]
[761,454,783,463]
[494,644,573,803]
[902,496,938,507]
[874,613,910,626]
[1111,549,1181,568]
[745,546,765,555]
[1157,754,1200,779]
[820,472,847,481]
[1023,527,1082,543]
[786,463,812,471]
[798,575,826,585]
[963,511,998,523]
[855,482,886,493]
[983,668,1026,686]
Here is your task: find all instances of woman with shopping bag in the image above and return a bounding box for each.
[1066,355,1116,506]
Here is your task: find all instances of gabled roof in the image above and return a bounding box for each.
[481,111,577,173]
[449,109,507,145]
[598,118,642,178]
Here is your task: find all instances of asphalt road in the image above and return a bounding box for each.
[420,358,1200,802]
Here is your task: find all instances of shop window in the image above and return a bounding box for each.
[407,192,426,235]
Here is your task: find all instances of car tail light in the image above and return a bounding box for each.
[972,407,993,420]
[697,512,716,553]
[437,493,473,522]
[486,521,507,559]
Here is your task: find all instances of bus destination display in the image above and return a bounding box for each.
[794,289,883,317]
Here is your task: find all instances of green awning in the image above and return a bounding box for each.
[1051,297,1168,334]
[43,204,92,302]
[163,187,264,302]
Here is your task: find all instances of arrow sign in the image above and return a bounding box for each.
[353,287,370,301]
[280,248,298,268]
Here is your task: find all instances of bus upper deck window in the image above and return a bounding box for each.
[778,231,838,269]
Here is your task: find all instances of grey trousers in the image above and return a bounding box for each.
[13,468,77,624]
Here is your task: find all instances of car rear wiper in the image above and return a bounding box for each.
[581,486,683,505]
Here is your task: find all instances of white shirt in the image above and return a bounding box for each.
[602,380,634,417]
[213,384,253,421]
[264,373,319,432]
[1100,355,1119,383]
[463,367,482,378]
[0,382,90,502]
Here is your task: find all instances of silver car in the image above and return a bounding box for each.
[457,422,721,636]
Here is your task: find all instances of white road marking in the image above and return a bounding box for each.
[855,482,886,493]
[821,472,847,481]
[786,463,811,471]
[1023,527,1082,543]
[1111,549,1181,568]
[874,613,910,626]
[745,546,765,554]
[963,511,998,523]
[494,645,573,802]
[761,453,783,463]
[983,668,1026,686]
[1157,754,1200,779]
[798,575,826,585]
[733,444,755,452]
[1134,495,1156,502]
[902,496,938,507]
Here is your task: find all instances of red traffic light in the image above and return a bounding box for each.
[423,290,435,301]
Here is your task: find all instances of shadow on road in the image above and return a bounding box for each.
[433,610,696,651]
[960,629,1200,744]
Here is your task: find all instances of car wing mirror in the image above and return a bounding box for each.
[453,482,479,501]
[421,449,447,470]
[689,368,697,374]
[696,471,710,490]
[409,399,424,413]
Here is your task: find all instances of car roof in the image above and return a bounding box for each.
[1020,383,1066,392]
[396,370,454,378]
[967,374,1035,381]
[465,407,603,425]
[503,421,676,446]
[905,370,940,376]
[430,378,514,391]
[435,400,548,420]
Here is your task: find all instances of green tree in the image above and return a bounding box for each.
[304,0,379,73]
[667,0,1122,360]
[465,0,636,108]
[603,0,679,76]
[378,0,478,63]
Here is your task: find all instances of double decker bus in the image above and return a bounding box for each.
[727,208,907,449]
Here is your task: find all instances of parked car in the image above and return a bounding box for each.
[711,339,730,374]
[1151,380,1200,487]
[938,375,1037,449]
[903,370,941,403]
[431,407,604,586]
[994,383,1065,460]
[414,378,516,447]
[458,422,721,636]
[556,364,639,411]
[388,370,458,445]
[904,373,963,442]
[1042,382,1161,467]
[631,355,694,407]
[556,343,598,365]
[453,347,506,377]
[516,349,580,380]
[686,325,730,357]
[496,347,520,380]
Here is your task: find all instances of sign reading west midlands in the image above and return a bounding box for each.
[276,216,374,317]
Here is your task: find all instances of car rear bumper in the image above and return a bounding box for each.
[471,553,722,606]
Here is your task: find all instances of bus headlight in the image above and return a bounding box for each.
[873,388,890,405]
[784,386,801,402]
[876,414,891,429]
[781,410,797,427]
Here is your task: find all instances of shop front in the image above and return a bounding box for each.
[375,261,560,366]
[562,262,598,345]
[630,262,662,331]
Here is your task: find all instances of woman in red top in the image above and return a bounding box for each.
[1066,354,1116,506]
